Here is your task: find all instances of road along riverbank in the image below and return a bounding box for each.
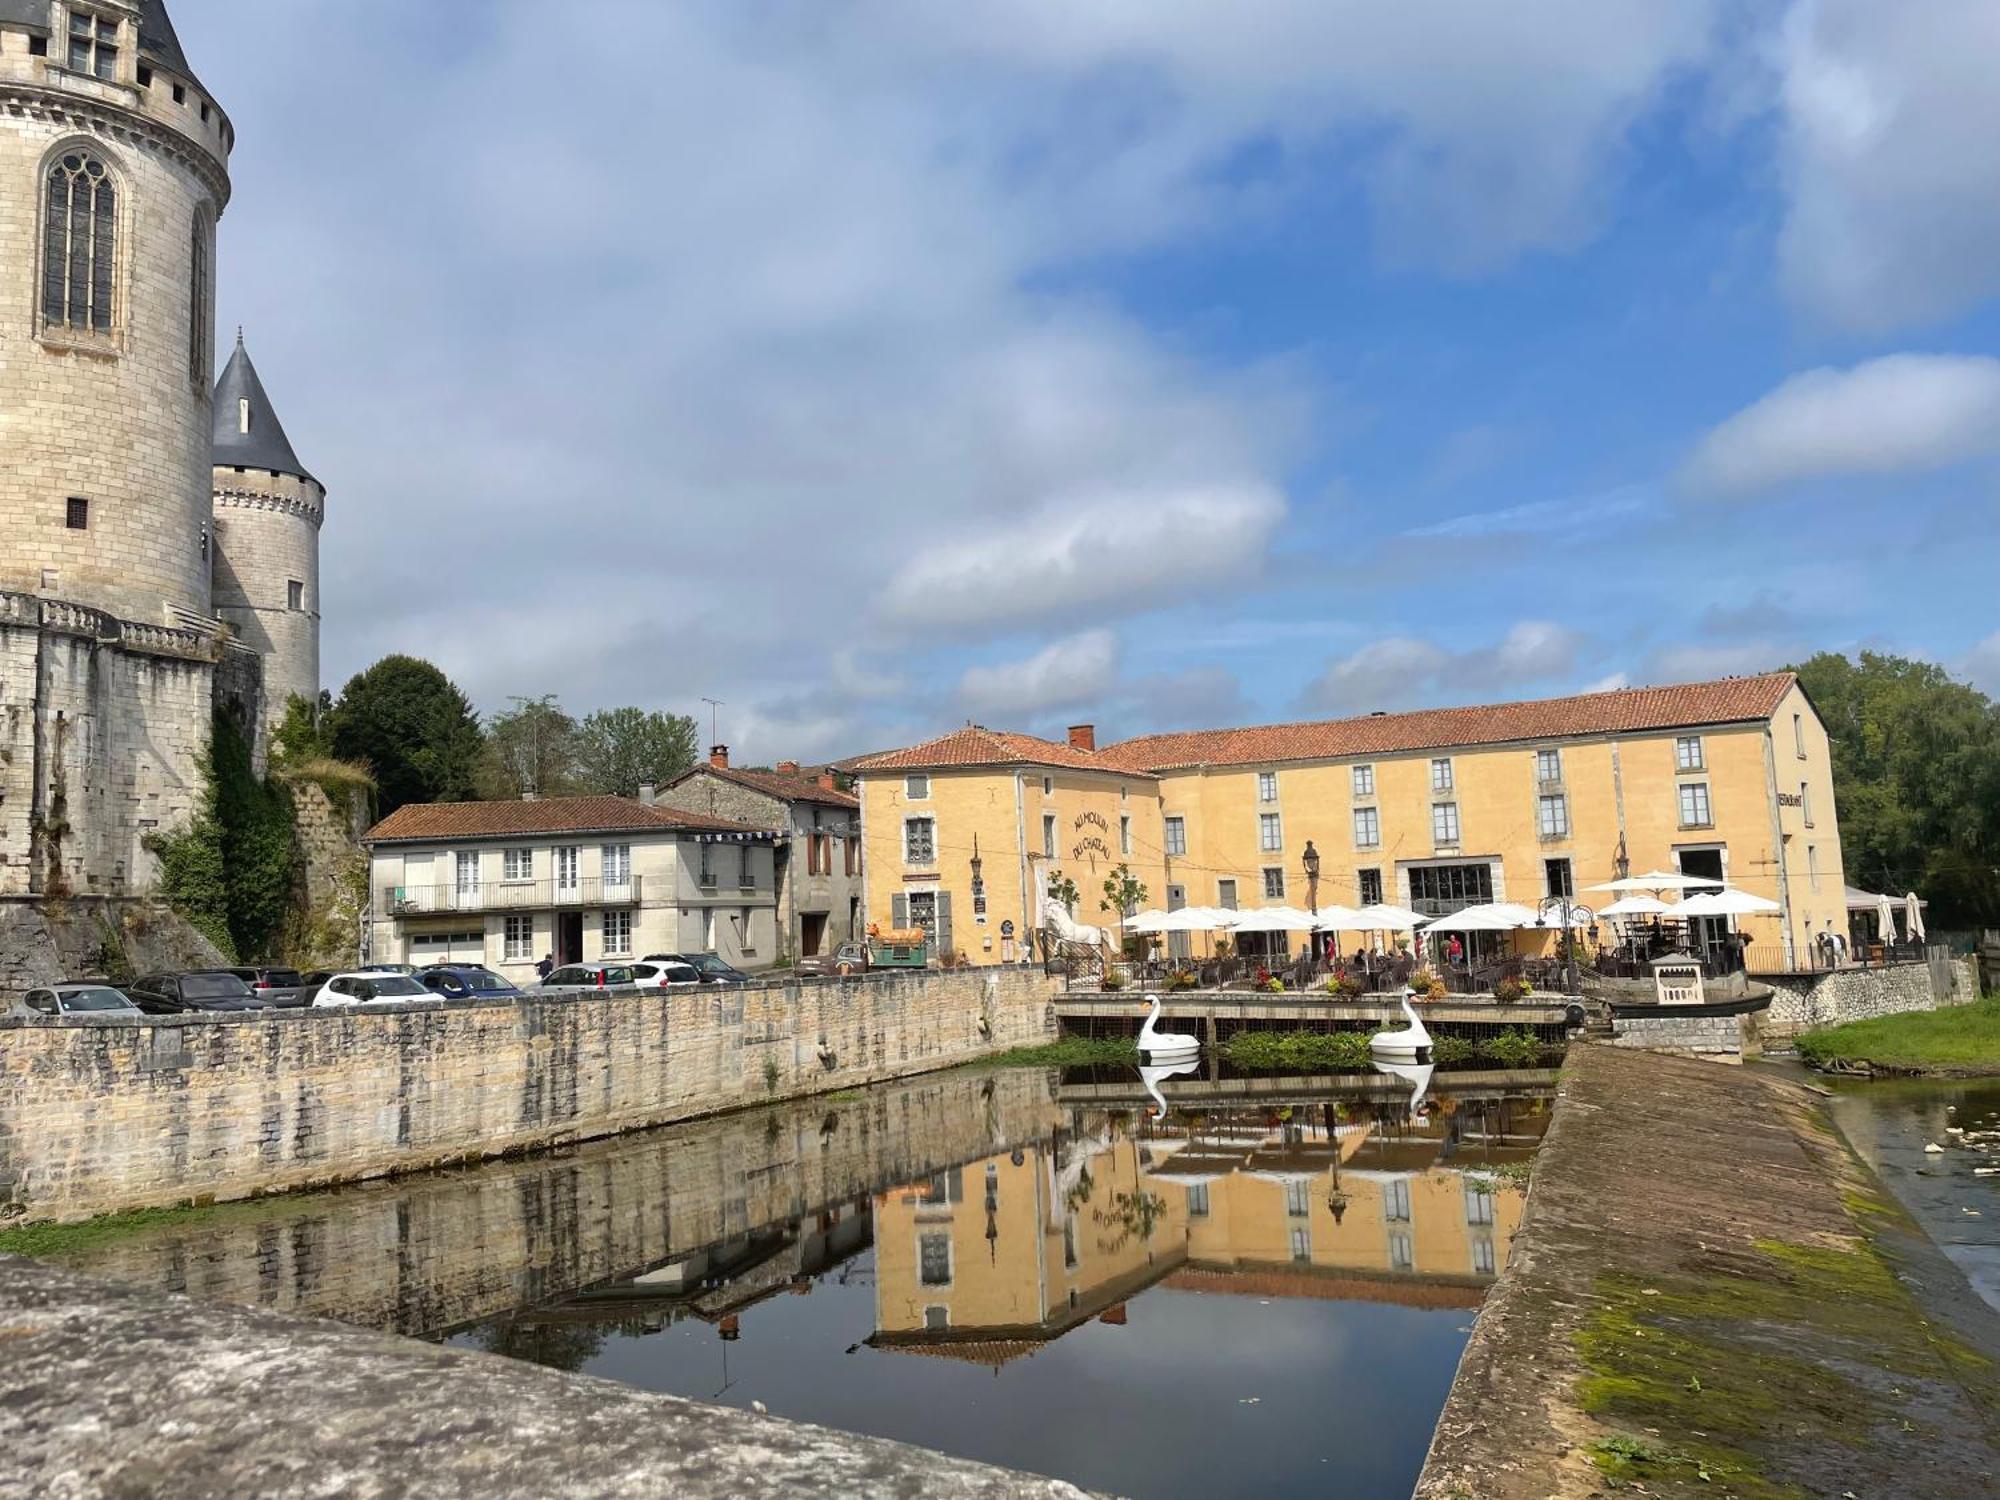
[1416,1045,2000,1499]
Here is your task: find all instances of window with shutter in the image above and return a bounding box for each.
[892,892,909,929]
[935,892,953,956]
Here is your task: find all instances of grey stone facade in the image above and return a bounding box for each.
[658,757,863,963]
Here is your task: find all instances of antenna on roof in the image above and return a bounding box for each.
[701,697,724,745]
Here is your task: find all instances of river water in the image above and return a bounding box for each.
[27,1062,1554,1498]
[1822,1073,2000,1315]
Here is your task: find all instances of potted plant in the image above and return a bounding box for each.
[1166,969,1198,992]
[1254,968,1285,994]
[1101,970,1127,992]
[1494,976,1525,1004]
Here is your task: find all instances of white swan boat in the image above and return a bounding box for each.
[1138,1054,1202,1120]
[1370,1056,1435,1116]
[1369,992,1433,1062]
[1137,994,1200,1062]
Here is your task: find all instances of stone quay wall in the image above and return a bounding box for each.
[50,1066,1064,1342]
[0,967,1059,1223]
[1605,1007,1756,1061]
[1758,955,1979,1041]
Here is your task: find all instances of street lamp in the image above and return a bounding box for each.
[1537,894,1595,998]
[1302,840,1321,915]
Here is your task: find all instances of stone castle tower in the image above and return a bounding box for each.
[0,1,320,897]
[211,332,323,727]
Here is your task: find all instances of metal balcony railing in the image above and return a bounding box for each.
[383,876,643,914]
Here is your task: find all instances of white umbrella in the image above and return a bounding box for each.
[1354,903,1425,930]
[1420,902,1539,932]
[1230,905,1322,933]
[1876,892,1898,944]
[1905,892,1926,943]
[1587,869,1723,893]
[1598,894,1674,917]
[1673,887,1781,917]
[1124,909,1176,934]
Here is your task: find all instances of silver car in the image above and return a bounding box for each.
[13,983,141,1019]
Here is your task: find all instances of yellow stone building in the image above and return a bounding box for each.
[849,672,1843,971]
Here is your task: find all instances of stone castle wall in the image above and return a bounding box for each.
[0,593,215,897]
[0,966,1060,1222]
[211,469,321,729]
[42,1065,1062,1341]
[0,38,229,624]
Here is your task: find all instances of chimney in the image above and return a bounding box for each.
[709,744,729,769]
[777,760,800,775]
[521,790,538,802]
[637,781,656,806]
[1067,723,1096,752]
[817,772,839,792]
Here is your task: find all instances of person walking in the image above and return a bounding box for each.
[536,953,555,980]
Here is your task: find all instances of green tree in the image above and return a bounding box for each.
[1045,868,1080,914]
[328,655,485,815]
[270,690,334,766]
[1791,650,2000,928]
[1100,862,1149,953]
[481,694,579,800]
[571,707,698,797]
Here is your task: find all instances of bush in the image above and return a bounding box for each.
[1165,969,1198,991]
[1253,968,1285,994]
[1494,976,1525,1004]
[1101,971,1127,992]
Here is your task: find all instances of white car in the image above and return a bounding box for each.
[630,960,702,989]
[310,971,432,1008]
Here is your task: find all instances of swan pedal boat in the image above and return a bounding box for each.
[1369,993,1433,1062]
[1137,994,1200,1061]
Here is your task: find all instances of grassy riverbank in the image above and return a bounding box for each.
[1795,996,2000,1076]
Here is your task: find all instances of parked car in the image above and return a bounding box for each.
[417,965,523,1000]
[541,963,638,990]
[641,952,750,985]
[629,959,701,989]
[310,972,432,1008]
[12,983,142,1019]
[794,942,870,978]
[126,971,264,1014]
[357,962,417,976]
[221,965,309,1008]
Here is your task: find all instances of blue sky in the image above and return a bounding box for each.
[175,1,2000,762]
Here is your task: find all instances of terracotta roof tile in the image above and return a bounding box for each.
[1098,672,1798,772]
[849,725,1137,774]
[671,764,859,809]
[365,795,767,844]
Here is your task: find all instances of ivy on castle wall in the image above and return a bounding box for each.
[148,712,302,962]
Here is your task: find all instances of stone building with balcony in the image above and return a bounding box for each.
[848,672,1845,972]
[656,746,862,965]
[362,795,780,977]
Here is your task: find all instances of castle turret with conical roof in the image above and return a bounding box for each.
[211,331,325,739]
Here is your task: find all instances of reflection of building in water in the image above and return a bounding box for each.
[872,1093,1550,1359]
[530,1200,874,1337]
[871,1129,1188,1366]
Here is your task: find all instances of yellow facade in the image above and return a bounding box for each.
[855,677,1844,971]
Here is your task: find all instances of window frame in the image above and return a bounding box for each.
[1351,763,1374,797]
[1675,734,1704,772]
[1262,866,1285,899]
[1258,811,1283,853]
[1042,813,1057,859]
[1163,815,1186,856]
[65,496,89,531]
[601,843,631,887]
[1800,781,1814,828]
[1118,814,1131,856]
[286,578,304,611]
[1793,712,1806,758]
[1216,878,1238,910]
[39,141,122,341]
[1257,770,1278,804]
[905,773,930,800]
[502,847,533,882]
[1430,757,1454,793]
[188,205,210,386]
[1357,867,1384,907]
[1535,747,1562,784]
[1352,805,1380,849]
[503,914,533,961]
[603,909,633,956]
[1537,793,1569,839]
[66,8,122,81]
[1678,781,1713,829]
[903,816,937,866]
[1431,800,1460,845]
[1544,857,1573,899]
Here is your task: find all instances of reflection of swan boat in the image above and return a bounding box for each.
[1369,993,1432,1062]
[1371,1056,1435,1115]
[1138,1054,1201,1120]
[1137,994,1201,1062]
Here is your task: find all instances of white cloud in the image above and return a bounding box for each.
[1642,641,1789,682]
[1683,354,2000,495]
[1776,0,2000,330]
[1301,622,1588,714]
[878,485,1285,632]
[959,631,1121,717]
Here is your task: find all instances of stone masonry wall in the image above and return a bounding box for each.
[211,469,321,734]
[1605,1009,1752,1061]
[46,1065,1062,1340]
[1759,957,1979,1041]
[0,966,1059,1222]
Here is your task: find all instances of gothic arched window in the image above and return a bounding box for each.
[42,151,117,334]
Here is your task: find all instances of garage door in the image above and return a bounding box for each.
[408,930,486,964]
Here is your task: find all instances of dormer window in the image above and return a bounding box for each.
[68,11,119,81]
[238,397,251,434]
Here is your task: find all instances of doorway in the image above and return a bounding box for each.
[801,912,828,958]
[557,911,584,965]
[1675,848,1729,961]
[1166,884,1188,961]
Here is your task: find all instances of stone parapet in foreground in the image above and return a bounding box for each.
[0,1254,1091,1500]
